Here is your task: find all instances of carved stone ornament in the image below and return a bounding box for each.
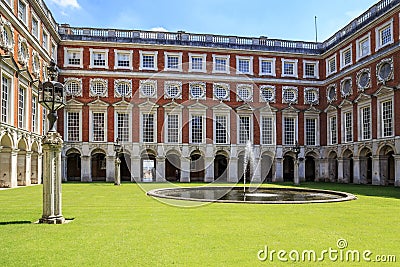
[356,68,371,92]
[139,80,157,98]
[213,83,230,101]
[236,84,253,102]
[259,85,276,103]
[42,132,63,146]
[64,77,83,97]
[189,82,206,100]
[282,86,298,104]
[326,84,337,103]
[340,77,352,98]
[89,78,108,97]
[31,51,40,78]
[304,87,319,105]
[164,81,182,99]
[0,18,14,52]
[18,36,29,67]
[376,57,394,85]
[114,79,132,98]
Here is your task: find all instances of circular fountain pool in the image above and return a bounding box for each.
[147,187,357,204]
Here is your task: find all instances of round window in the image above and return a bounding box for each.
[92,82,106,96]
[190,84,204,98]
[66,81,80,96]
[166,84,180,98]
[283,89,296,103]
[261,87,274,101]
[117,83,131,97]
[328,86,336,101]
[305,90,317,104]
[379,62,391,81]
[358,71,370,89]
[141,83,156,97]
[214,85,228,100]
[342,80,351,95]
[238,86,251,101]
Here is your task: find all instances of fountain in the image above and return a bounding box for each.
[243,140,255,196]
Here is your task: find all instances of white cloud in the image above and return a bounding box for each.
[49,0,80,9]
[150,27,168,32]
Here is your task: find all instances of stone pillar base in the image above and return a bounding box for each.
[39,215,65,224]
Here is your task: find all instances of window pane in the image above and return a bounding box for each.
[284,117,295,145]
[382,101,393,137]
[18,87,25,128]
[215,115,227,144]
[142,55,155,68]
[239,116,250,144]
[362,107,371,140]
[1,76,10,123]
[262,117,273,145]
[67,112,80,141]
[305,118,316,146]
[93,113,105,141]
[191,115,203,143]
[142,113,154,142]
[345,112,352,142]
[167,114,179,143]
[330,116,337,144]
[117,113,129,142]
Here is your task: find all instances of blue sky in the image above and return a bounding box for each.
[46,0,379,42]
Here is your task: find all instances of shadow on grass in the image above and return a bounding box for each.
[287,182,400,200]
[0,221,32,225]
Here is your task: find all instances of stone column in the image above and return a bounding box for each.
[299,158,305,182]
[274,158,283,182]
[39,132,65,224]
[294,158,300,185]
[252,157,262,183]
[372,155,380,185]
[25,151,32,186]
[352,156,360,184]
[359,157,368,184]
[81,155,91,182]
[156,156,166,182]
[180,157,190,182]
[337,158,344,183]
[10,149,18,188]
[394,155,400,187]
[131,156,141,182]
[228,157,238,182]
[114,157,121,185]
[106,155,115,182]
[204,156,214,183]
[319,158,328,182]
[61,155,67,182]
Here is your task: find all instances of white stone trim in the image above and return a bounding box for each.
[64,77,83,97]
[259,57,276,76]
[212,54,230,74]
[326,54,337,77]
[164,51,183,72]
[236,84,253,102]
[376,57,394,85]
[375,18,394,52]
[236,55,253,75]
[340,44,352,70]
[303,60,319,79]
[213,82,230,101]
[31,51,40,78]
[189,82,206,100]
[304,87,319,105]
[340,77,352,98]
[63,47,83,68]
[259,85,276,103]
[0,18,15,52]
[89,48,109,69]
[281,58,298,78]
[326,83,337,103]
[17,36,29,67]
[356,68,371,92]
[188,53,207,73]
[282,86,298,104]
[164,81,182,99]
[139,80,157,98]
[0,70,14,125]
[139,50,158,71]
[356,32,371,61]
[114,79,132,98]
[89,78,108,97]
[114,49,133,70]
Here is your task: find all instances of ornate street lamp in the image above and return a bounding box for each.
[292,141,301,185]
[114,138,123,185]
[38,59,66,224]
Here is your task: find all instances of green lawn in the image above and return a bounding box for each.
[0,182,399,266]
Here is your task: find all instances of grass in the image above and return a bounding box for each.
[0,182,399,266]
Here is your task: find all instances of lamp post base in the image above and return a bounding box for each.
[39,215,65,224]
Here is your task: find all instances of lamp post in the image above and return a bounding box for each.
[114,138,123,185]
[38,59,66,224]
[292,141,301,185]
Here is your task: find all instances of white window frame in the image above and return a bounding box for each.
[64,47,83,68]
[1,73,13,125]
[326,54,337,76]
[42,28,49,51]
[189,112,206,144]
[358,103,372,141]
[188,53,207,73]
[140,111,157,143]
[18,0,27,24]
[327,114,337,145]
[114,49,133,70]
[89,110,107,142]
[304,116,319,146]
[375,19,394,51]
[139,51,158,71]
[65,110,82,142]
[342,108,353,143]
[282,115,297,146]
[164,112,182,144]
[164,52,183,72]
[212,54,230,74]
[17,84,27,129]
[31,12,40,40]
[213,112,230,145]
[303,60,319,79]
[31,94,38,133]
[89,48,109,69]
[114,111,132,142]
[377,94,394,138]
[259,57,276,76]
[237,114,253,144]
[356,33,371,61]
[340,45,352,70]
[260,114,275,145]
[281,58,298,78]
[236,56,253,75]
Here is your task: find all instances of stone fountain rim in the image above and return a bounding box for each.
[147,186,357,204]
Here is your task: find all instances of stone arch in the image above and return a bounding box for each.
[0,134,13,187]
[260,152,274,183]
[66,148,81,181]
[119,152,132,182]
[141,149,157,182]
[282,152,295,182]
[305,151,318,182]
[91,148,106,181]
[190,150,204,182]
[165,149,181,182]
[214,150,229,182]
[17,138,28,186]
[378,145,395,185]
